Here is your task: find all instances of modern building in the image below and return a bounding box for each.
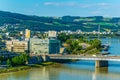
[30,38,60,54]
[25,29,30,39]
[6,40,28,53]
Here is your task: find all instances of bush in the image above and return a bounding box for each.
[11,54,29,66]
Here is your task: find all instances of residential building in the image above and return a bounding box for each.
[30,38,60,54]
[6,40,28,53]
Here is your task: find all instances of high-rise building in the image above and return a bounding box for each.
[25,29,30,39]
[30,38,60,54]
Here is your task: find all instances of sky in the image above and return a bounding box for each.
[0,0,120,17]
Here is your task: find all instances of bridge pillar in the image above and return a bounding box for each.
[95,60,108,68]
[41,55,50,62]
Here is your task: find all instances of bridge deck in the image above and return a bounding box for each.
[49,55,120,61]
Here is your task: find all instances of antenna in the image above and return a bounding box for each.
[98,25,100,39]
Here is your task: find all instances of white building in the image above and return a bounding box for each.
[6,40,28,53]
[48,31,57,39]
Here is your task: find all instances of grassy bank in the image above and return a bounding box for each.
[0,62,57,74]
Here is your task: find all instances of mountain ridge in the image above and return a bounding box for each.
[0,11,120,32]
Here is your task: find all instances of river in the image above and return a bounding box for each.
[0,38,120,80]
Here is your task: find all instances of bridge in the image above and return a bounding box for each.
[48,55,120,68]
[49,55,120,61]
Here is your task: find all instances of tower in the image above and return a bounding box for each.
[25,29,30,39]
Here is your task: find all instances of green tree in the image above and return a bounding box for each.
[66,39,82,54]
[91,39,101,49]
[0,56,3,66]
[58,33,67,43]
[7,59,12,67]
[11,54,29,66]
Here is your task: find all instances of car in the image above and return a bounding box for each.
[92,55,96,57]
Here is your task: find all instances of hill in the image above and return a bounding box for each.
[0,11,120,32]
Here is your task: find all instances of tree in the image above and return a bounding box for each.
[0,56,3,66]
[66,38,101,55]
[7,59,12,67]
[11,54,29,66]
[91,39,101,50]
[66,39,82,54]
[58,33,67,43]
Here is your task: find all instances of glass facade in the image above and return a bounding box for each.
[30,39,60,54]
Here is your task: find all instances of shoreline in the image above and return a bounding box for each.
[0,62,58,74]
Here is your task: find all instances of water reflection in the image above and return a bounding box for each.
[0,65,120,80]
[0,70,29,80]
[92,67,120,80]
[95,67,108,73]
[28,67,50,80]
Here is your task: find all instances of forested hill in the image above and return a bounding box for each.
[0,11,120,32]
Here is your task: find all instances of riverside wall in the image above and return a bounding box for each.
[28,55,50,64]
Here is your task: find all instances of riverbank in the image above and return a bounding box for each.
[0,62,58,74]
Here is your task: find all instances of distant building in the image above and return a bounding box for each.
[25,29,30,39]
[30,38,60,54]
[48,31,57,39]
[20,31,23,35]
[6,40,28,53]
[6,32,9,36]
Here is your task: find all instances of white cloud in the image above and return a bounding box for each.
[44,2,60,6]
[80,4,95,8]
[97,3,110,6]
[44,2,76,6]
[81,3,110,8]
[44,2,111,9]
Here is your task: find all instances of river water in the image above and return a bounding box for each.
[0,38,120,80]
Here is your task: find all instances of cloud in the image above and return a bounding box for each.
[80,4,95,8]
[44,2,60,6]
[97,3,110,6]
[44,2,111,9]
[81,3,111,8]
[44,2,78,7]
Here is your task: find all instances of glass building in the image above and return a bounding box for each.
[29,38,60,54]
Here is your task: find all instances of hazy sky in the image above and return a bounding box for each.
[0,0,120,17]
